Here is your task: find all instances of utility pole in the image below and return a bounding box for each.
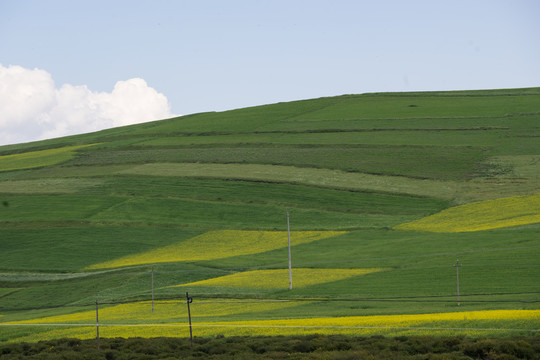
[287,212,292,290]
[186,292,193,348]
[455,260,461,307]
[151,266,154,313]
[95,300,100,350]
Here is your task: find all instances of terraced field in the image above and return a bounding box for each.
[0,88,539,343]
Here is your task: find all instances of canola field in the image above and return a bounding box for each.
[174,268,387,289]
[395,194,540,232]
[5,305,539,343]
[87,230,347,269]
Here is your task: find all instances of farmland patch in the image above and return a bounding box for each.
[0,227,202,272]
[175,268,387,289]
[7,300,298,324]
[89,196,407,229]
[5,309,539,342]
[0,178,102,194]
[0,288,20,297]
[86,230,347,269]
[0,144,97,171]
[481,155,540,179]
[99,144,484,180]
[82,176,449,216]
[394,194,540,232]
[119,163,457,199]
[0,195,124,222]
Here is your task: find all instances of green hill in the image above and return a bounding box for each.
[0,88,539,342]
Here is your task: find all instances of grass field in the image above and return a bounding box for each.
[0,88,539,343]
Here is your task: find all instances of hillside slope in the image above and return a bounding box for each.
[0,88,539,342]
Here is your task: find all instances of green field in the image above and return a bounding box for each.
[0,88,539,343]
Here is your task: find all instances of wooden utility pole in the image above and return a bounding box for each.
[151,266,154,313]
[95,300,100,350]
[287,212,292,290]
[455,260,461,307]
[186,292,193,348]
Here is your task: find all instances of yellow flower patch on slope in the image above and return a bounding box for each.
[394,194,540,232]
[87,230,347,269]
[175,268,386,289]
[0,144,97,171]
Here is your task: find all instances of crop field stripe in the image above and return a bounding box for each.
[0,144,98,171]
[1,323,537,333]
[282,244,540,268]
[118,163,458,199]
[175,268,387,289]
[86,230,347,269]
[395,193,540,232]
[7,308,537,325]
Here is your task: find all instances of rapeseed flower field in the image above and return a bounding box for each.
[394,194,540,232]
[175,268,386,289]
[87,230,347,269]
[5,309,538,342]
[7,300,299,324]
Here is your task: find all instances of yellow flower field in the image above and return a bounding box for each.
[394,194,540,232]
[4,310,539,343]
[7,300,300,325]
[0,144,97,171]
[86,230,347,269]
[175,268,387,289]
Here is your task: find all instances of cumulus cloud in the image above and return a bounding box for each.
[0,64,175,145]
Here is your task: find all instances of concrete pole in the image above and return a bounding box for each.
[287,212,292,290]
[455,260,460,307]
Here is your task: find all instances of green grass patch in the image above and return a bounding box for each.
[81,177,449,216]
[0,195,124,222]
[69,145,485,180]
[482,155,540,179]
[282,93,540,121]
[89,196,411,230]
[0,178,103,194]
[119,163,458,199]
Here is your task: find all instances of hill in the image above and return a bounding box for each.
[0,88,539,343]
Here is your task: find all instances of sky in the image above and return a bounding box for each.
[1,0,539,146]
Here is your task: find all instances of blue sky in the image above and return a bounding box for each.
[1,0,539,145]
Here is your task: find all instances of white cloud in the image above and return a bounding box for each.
[0,64,175,145]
